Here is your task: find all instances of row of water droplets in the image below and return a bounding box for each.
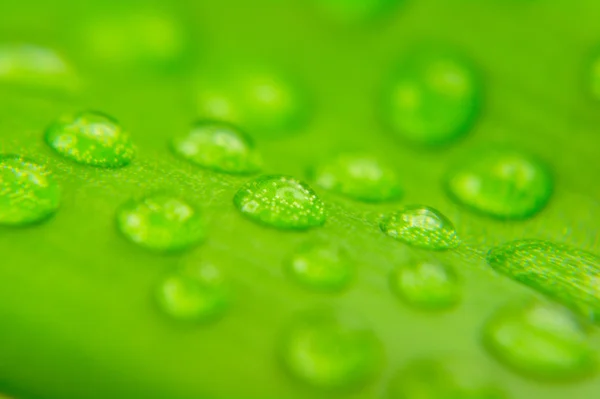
[2,17,600,398]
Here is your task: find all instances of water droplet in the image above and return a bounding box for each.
[280,309,382,390]
[0,155,60,226]
[82,9,188,72]
[0,44,77,91]
[383,49,480,146]
[388,357,506,399]
[155,262,229,322]
[285,241,352,292]
[311,153,402,202]
[117,194,204,252]
[380,206,460,250]
[390,261,460,310]
[483,301,596,380]
[45,111,135,168]
[445,149,552,219]
[234,175,326,230]
[487,240,600,322]
[312,0,402,23]
[196,67,309,139]
[171,121,262,174]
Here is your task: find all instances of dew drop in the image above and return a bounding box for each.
[171,121,262,174]
[383,49,480,146]
[196,67,309,139]
[390,261,460,310]
[234,175,326,230]
[285,241,352,292]
[445,149,552,219]
[380,206,460,250]
[0,44,76,91]
[117,194,204,252]
[483,301,596,380]
[388,357,507,399]
[280,309,382,390]
[312,153,402,202]
[45,111,135,168]
[155,262,229,323]
[487,240,600,322]
[0,155,60,226]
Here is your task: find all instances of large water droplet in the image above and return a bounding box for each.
[45,111,135,168]
[171,121,262,174]
[487,240,600,322]
[82,9,188,72]
[390,261,460,310]
[445,149,552,219]
[280,309,382,390]
[0,155,60,226]
[483,301,596,380]
[117,194,204,252]
[234,175,326,230]
[388,357,506,399]
[285,241,352,292]
[383,49,480,146]
[196,67,309,139]
[155,262,229,323]
[380,206,460,250]
[312,0,402,23]
[0,44,77,92]
[311,153,402,202]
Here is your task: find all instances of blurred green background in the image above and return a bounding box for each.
[0,0,599,398]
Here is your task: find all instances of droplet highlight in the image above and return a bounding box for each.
[312,153,402,202]
[380,206,460,250]
[383,49,480,146]
[0,44,77,91]
[171,121,261,174]
[390,261,460,310]
[280,309,381,390]
[156,262,229,323]
[446,149,552,219]
[487,240,600,322]
[0,155,60,226]
[234,175,326,230]
[285,241,352,292]
[117,194,204,252]
[483,301,596,380]
[196,67,309,139]
[45,111,135,168]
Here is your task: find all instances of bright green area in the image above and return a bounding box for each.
[0,0,600,399]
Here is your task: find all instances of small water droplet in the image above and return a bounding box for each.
[487,240,600,322]
[0,44,77,91]
[234,175,326,230]
[388,357,506,399]
[445,149,552,219]
[483,301,596,380]
[196,67,309,139]
[312,0,402,23]
[155,262,229,322]
[117,194,204,252]
[0,155,60,226]
[285,241,352,292]
[171,121,262,174]
[390,261,460,310]
[380,206,460,250]
[45,111,135,168]
[82,10,188,71]
[311,153,402,202]
[280,309,382,390]
[383,49,480,146]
